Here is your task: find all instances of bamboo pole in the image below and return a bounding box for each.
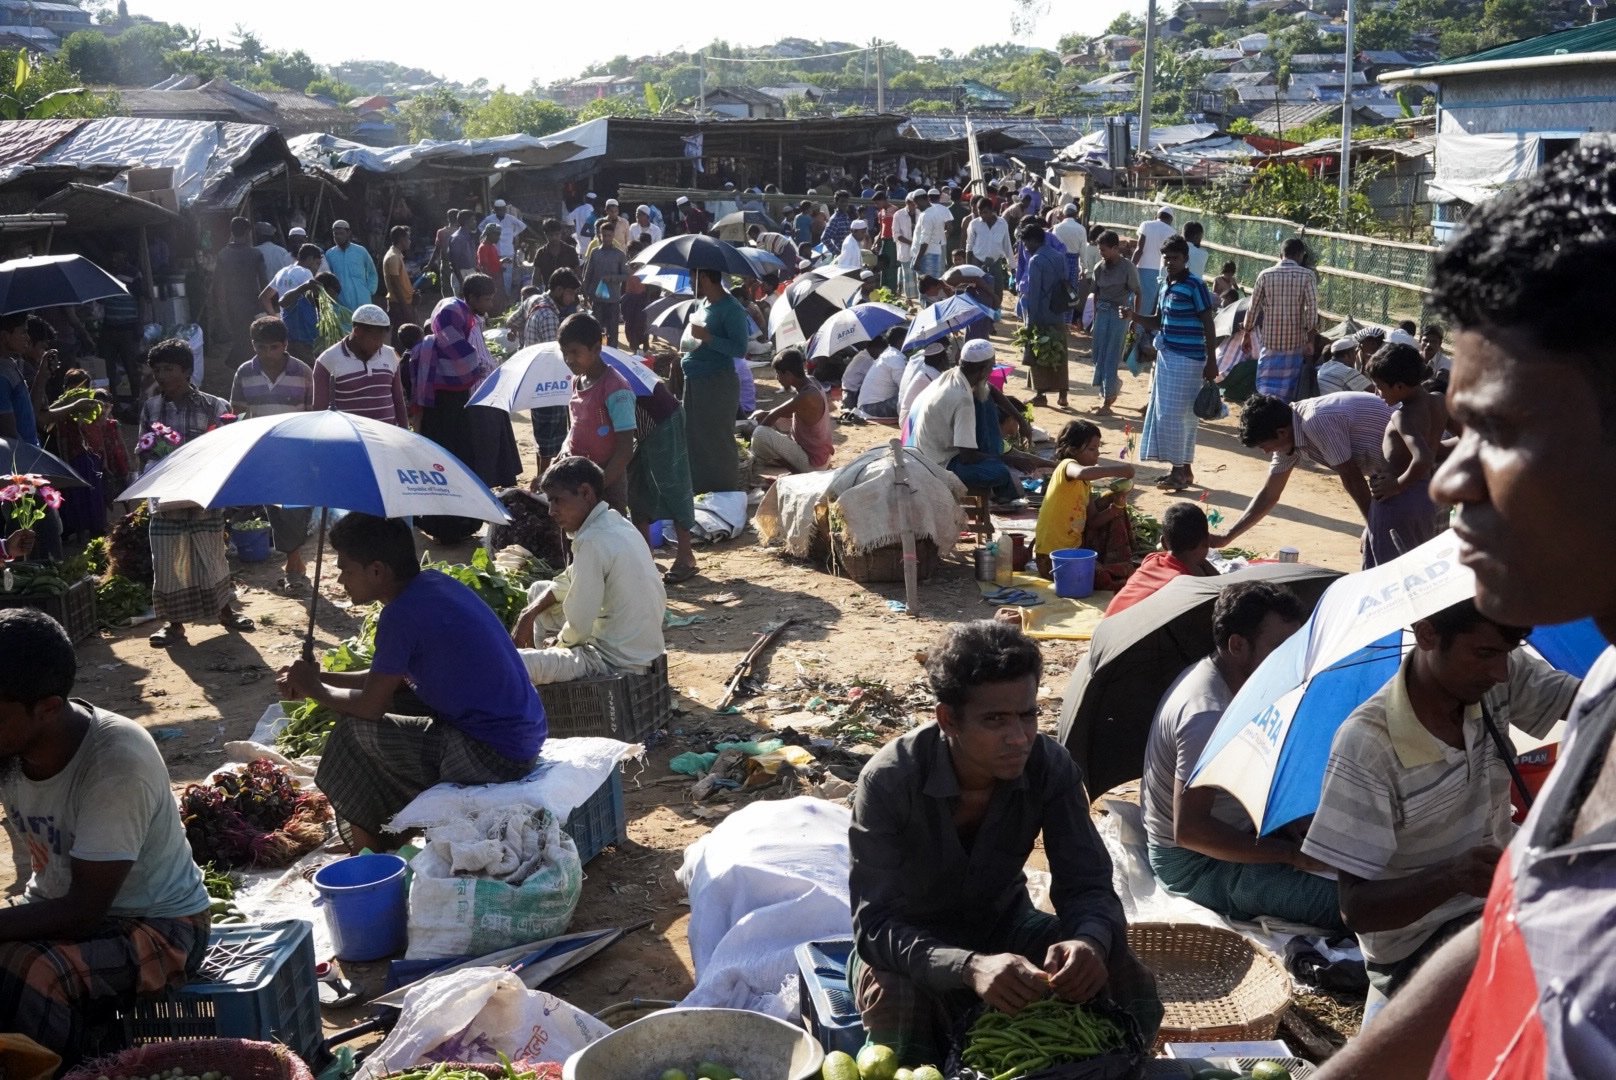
[889,438,919,617]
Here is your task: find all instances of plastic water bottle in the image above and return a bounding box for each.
[994,541,1013,586]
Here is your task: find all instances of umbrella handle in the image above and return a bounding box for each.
[303,509,329,664]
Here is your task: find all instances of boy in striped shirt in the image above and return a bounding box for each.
[230,316,314,580]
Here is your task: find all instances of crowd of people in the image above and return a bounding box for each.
[7,140,1616,1078]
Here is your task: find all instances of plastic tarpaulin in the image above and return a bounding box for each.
[27,117,279,209]
[1429,130,1542,205]
[287,123,594,177]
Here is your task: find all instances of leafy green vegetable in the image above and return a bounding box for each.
[420,547,531,629]
[96,574,152,625]
[1127,504,1163,556]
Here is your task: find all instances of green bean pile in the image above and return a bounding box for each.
[961,1000,1127,1080]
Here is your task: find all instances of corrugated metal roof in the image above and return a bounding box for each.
[0,119,86,171]
[1425,21,1616,66]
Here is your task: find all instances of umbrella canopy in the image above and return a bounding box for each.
[645,297,762,345]
[770,269,865,348]
[1213,298,1251,341]
[469,342,659,412]
[1192,531,1607,834]
[117,411,510,523]
[737,247,788,280]
[943,264,988,283]
[1056,562,1342,798]
[713,209,780,241]
[0,254,128,316]
[902,294,996,351]
[806,303,909,360]
[632,266,692,294]
[0,437,88,489]
[636,234,758,278]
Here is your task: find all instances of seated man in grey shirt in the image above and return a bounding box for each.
[849,620,1162,1069]
[1142,582,1345,930]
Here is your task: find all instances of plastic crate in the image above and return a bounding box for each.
[538,654,672,742]
[120,919,322,1064]
[0,575,97,642]
[794,937,865,1057]
[563,767,627,864]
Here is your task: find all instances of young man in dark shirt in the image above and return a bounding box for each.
[849,620,1162,1067]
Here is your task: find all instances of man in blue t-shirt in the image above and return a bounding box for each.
[277,514,546,852]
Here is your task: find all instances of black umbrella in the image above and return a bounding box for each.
[0,437,89,488]
[636,234,759,278]
[713,209,780,241]
[1055,562,1342,798]
[0,255,128,316]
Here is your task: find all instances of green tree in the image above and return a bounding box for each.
[463,91,573,138]
[0,50,115,120]
[1481,0,1550,43]
[904,98,953,114]
[231,24,265,63]
[305,75,361,102]
[575,95,649,121]
[397,87,466,141]
[59,30,119,84]
[263,51,323,93]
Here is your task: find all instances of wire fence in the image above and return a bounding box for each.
[1090,194,1440,327]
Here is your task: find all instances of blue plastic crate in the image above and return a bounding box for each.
[121,919,322,1064]
[794,937,865,1057]
[563,767,627,864]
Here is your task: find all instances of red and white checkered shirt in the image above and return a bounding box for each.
[1247,259,1318,355]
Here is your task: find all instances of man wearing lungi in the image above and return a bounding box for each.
[0,610,211,1063]
[277,514,545,853]
[849,619,1162,1068]
[141,339,255,649]
[1244,238,1318,402]
[1125,235,1218,492]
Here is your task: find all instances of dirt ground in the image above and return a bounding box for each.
[0,316,1370,1052]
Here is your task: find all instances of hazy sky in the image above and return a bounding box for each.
[125,0,1143,87]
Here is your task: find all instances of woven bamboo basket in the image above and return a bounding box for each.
[1127,922,1294,1051]
[67,1039,314,1080]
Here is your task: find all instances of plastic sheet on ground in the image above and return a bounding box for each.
[692,491,749,542]
[231,847,342,961]
[388,736,643,832]
[676,796,853,1019]
[980,572,1111,641]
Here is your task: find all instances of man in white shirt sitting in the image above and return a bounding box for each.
[898,341,948,431]
[512,457,666,684]
[1316,337,1373,396]
[855,327,909,419]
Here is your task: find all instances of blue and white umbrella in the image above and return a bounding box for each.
[901,294,995,350]
[633,266,691,294]
[468,342,660,412]
[738,247,789,279]
[1191,530,1606,835]
[806,303,909,360]
[117,411,510,658]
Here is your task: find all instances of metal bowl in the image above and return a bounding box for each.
[562,1006,825,1080]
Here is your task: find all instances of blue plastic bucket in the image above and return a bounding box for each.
[312,853,408,961]
[1050,547,1098,599]
[650,519,673,548]
[231,526,273,563]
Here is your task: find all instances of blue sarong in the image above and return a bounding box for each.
[1091,301,1126,401]
[1139,345,1205,466]
[1256,349,1306,402]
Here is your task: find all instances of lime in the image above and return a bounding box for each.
[894,1072,913,1080]
[910,1069,945,1080]
[659,1072,688,1080]
[1249,1064,1292,1080]
[822,1052,860,1080]
[695,1064,736,1080]
[855,1045,899,1080]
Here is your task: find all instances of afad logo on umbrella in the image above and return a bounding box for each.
[1353,539,1460,616]
[396,463,451,490]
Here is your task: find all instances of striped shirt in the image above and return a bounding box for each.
[1302,650,1578,965]
[1156,274,1214,356]
[314,339,406,426]
[230,356,314,418]
[1269,392,1393,477]
[1247,260,1318,356]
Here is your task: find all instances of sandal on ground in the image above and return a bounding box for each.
[149,623,185,648]
[219,610,256,632]
[1030,395,1049,407]
[662,562,699,585]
